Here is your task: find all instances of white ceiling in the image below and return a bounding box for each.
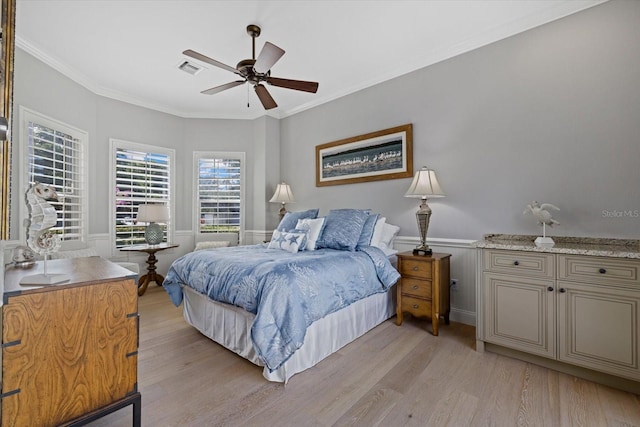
[16,0,604,120]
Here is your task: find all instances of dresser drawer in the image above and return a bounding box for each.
[401,295,432,318]
[400,259,432,279]
[483,249,555,278]
[401,277,432,299]
[558,255,640,287]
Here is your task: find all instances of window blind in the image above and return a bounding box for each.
[115,148,170,247]
[197,157,241,233]
[27,121,84,241]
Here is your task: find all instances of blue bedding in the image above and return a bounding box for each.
[162,244,400,371]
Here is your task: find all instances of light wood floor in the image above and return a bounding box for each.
[90,285,640,427]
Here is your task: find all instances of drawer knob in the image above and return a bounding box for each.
[599,268,607,274]
[412,285,419,290]
[513,261,520,266]
[413,304,419,309]
[412,266,419,271]
[547,286,554,292]
[559,288,566,293]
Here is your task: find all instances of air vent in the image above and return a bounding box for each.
[178,61,202,75]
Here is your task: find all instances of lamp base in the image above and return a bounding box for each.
[145,223,164,245]
[413,246,433,256]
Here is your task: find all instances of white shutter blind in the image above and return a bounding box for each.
[27,121,84,241]
[198,157,241,233]
[115,148,170,247]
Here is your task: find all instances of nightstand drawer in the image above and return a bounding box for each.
[401,277,432,299]
[401,295,432,318]
[558,255,640,287]
[400,259,432,279]
[483,249,554,278]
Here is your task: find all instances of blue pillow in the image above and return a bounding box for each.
[357,213,379,248]
[316,209,370,251]
[277,208,319,231]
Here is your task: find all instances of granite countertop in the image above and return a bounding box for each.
[472,234,640,259]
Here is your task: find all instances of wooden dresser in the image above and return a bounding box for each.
[1,257,141,427]
[396,252,451,335]
[475,234,640,393]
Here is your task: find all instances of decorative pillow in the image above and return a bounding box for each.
[370,216,387,247]
[194,240,230,251]
[268,229,308,254]
[356,213,379,248]
[316,209,370,251]
[277,208,319,231]
[296,217,325,251]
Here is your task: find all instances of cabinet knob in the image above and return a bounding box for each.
[413,304,419,309]
[559,288,566,293]
[513,261,520,266]
[412,266,419,271]
[412,285,419,290]
[547,286,554,292]
[599,268,607,274]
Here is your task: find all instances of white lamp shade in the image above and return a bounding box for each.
[404,167,445,198]
[137,204,170,223]
[269,183,295,204]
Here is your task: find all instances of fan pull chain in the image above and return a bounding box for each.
[247,84,250,108]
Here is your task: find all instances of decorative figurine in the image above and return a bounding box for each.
[524,201,560,248]
[21,183,69,284]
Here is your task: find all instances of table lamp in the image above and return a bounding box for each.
[270,182,295,221]
[137,204,169,245]
[404,167,445,255]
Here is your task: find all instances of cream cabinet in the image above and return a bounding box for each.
[479,248,640,382]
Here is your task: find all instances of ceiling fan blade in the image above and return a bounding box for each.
[267,77,319,93]
[183,49,239,75]
[253,42,285,74]
[201,80,246,95]
[254,84,277,110]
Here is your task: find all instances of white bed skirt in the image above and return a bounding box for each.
[182,285,396,383]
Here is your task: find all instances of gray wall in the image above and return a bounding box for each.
[280,0,640,241]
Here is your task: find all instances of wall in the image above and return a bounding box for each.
[279,0,640,322]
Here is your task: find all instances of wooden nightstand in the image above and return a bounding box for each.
[396,251,451,335]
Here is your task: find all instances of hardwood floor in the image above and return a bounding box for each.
[90,285,640,427]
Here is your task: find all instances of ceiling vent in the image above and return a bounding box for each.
[178,60,203,75]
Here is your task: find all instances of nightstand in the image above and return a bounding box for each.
[396,251,451,335]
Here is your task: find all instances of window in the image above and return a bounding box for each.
[194,152,245,239]
[20,107,88,244]
[111,139,174,248]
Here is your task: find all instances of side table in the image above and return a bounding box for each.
[120,243,179,296]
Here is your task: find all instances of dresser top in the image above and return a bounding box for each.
[4,257,137,297]
[473,234,640,259]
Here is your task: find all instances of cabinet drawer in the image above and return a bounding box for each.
[483,249,554,278]
[558,255,640,287]
[401,278,432,299]
[401,295,432,318]
[400,259,432,279]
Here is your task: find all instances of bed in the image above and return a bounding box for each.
[162,209,401,383]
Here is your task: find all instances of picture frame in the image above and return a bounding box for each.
[316,124,413,187]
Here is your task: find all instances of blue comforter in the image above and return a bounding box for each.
[162,244,400,371]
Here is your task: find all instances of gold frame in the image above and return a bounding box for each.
[0,0,15,239]
[316,124,413,187]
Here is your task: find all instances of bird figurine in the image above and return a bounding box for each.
[524,201,560,227]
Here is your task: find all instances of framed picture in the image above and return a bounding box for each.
[316,124,413,187]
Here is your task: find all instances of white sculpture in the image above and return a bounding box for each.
[21,183,69,285]
[524,201,560,248]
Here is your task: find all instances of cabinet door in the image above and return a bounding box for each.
[557,281,640,381]
[483,272,556,358]
[2,279,138,426]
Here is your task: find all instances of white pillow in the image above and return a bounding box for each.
[268,229,308,254]
[296,217,325,251]
[370,216,386,247]
[379,222,400,250]
[194,240,230,251]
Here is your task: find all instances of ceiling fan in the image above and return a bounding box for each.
[183,24,319,110]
